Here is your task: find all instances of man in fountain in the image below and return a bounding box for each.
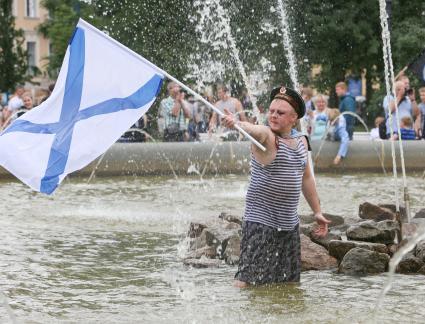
[221,86,330,287]
[209,84,246,139]
[335,82,356,140]
[159,82,191,142]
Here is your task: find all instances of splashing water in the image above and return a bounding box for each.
[378,0,411,222]
[375,224,425,312]
[189,0,260,120]
[276,0,299,91]
[312,111,387,175]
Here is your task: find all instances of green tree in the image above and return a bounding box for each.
[39,0,96,77]
[0,0,29,92]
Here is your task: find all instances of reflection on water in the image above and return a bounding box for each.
[0,174,424,322]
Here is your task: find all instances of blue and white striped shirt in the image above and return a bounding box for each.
[244,136,307,230]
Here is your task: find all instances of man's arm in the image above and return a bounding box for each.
[410,98,421,134]
[221,108,275,159]
[235,99,247,122]
[181,100,191,118]
[301,138,330,237]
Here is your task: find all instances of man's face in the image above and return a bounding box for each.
[217,88,226,100]
[267,100,298,132]
[402,77,410,89]
[395,83,405,97]
[169,84,180,97]
[16,88,24,97]
[335,86,345,97]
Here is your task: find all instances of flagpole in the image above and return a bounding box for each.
[77,19,266,152]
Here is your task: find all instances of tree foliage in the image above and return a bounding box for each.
[0,0,29,92]
[39,0,425,124]
[39,0,96,77]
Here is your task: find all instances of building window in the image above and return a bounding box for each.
[26,0,37,18]
[27,41,37,75]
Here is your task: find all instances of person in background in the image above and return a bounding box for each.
[309,94,329,141]
[209,84,246,132]
[159,81,191,142]
[4,86,24,121]
[393,116,416,140]
[370,116,385,140]
[398,75,421,134]
[40,83,56,104]
[327,108,350,165]
[383,80,420,138]
[302,86,315,113]
[240,88,252,112]
[3,93,35,129]
[335,81,356,140]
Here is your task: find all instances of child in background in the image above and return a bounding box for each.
[370,116,385,140]
[393,116,416,140]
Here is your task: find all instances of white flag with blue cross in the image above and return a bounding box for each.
[0,19,164,194]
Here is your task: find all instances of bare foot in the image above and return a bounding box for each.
[234,280,249,288]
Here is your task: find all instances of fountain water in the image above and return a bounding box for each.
[190,0,261,120]
[275,0,315,178]
[313,111,387,175]
[375,0,422,308]
[378,0,411,223]
[275,0,299,91]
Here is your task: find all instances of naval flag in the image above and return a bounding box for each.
[0,19,163,194]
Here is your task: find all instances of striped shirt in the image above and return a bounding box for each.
[399,128,416,140]
[244,136,307,230]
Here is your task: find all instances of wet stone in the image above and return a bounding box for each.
[402,223,419,239]
[183,258,222,268]
[328,240,388,261]
[300,213,345,227]
[415,240,425,263]
[358,202,394,222]
[188,222,208,238]
[222,235,241,265]
[301,234,338,271]
[310,231,342,250]
[414,208,425,219]
[218,212,242,226]
[418,265,425,275]
[184,245,218,259]
[190,229,220,250]
[323,213,345,227]
[338,247,390,275]
[387,244,398,256]
[378,204,407,223]
[346,220,399,244]
[300,223,315,236]
[396,253,424,274]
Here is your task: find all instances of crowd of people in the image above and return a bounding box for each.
[370,75,424,141]
[2,76,424,158]
[155,76,425,165]
[0,84,54,130]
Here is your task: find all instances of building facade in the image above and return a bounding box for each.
[13,0,51,96]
